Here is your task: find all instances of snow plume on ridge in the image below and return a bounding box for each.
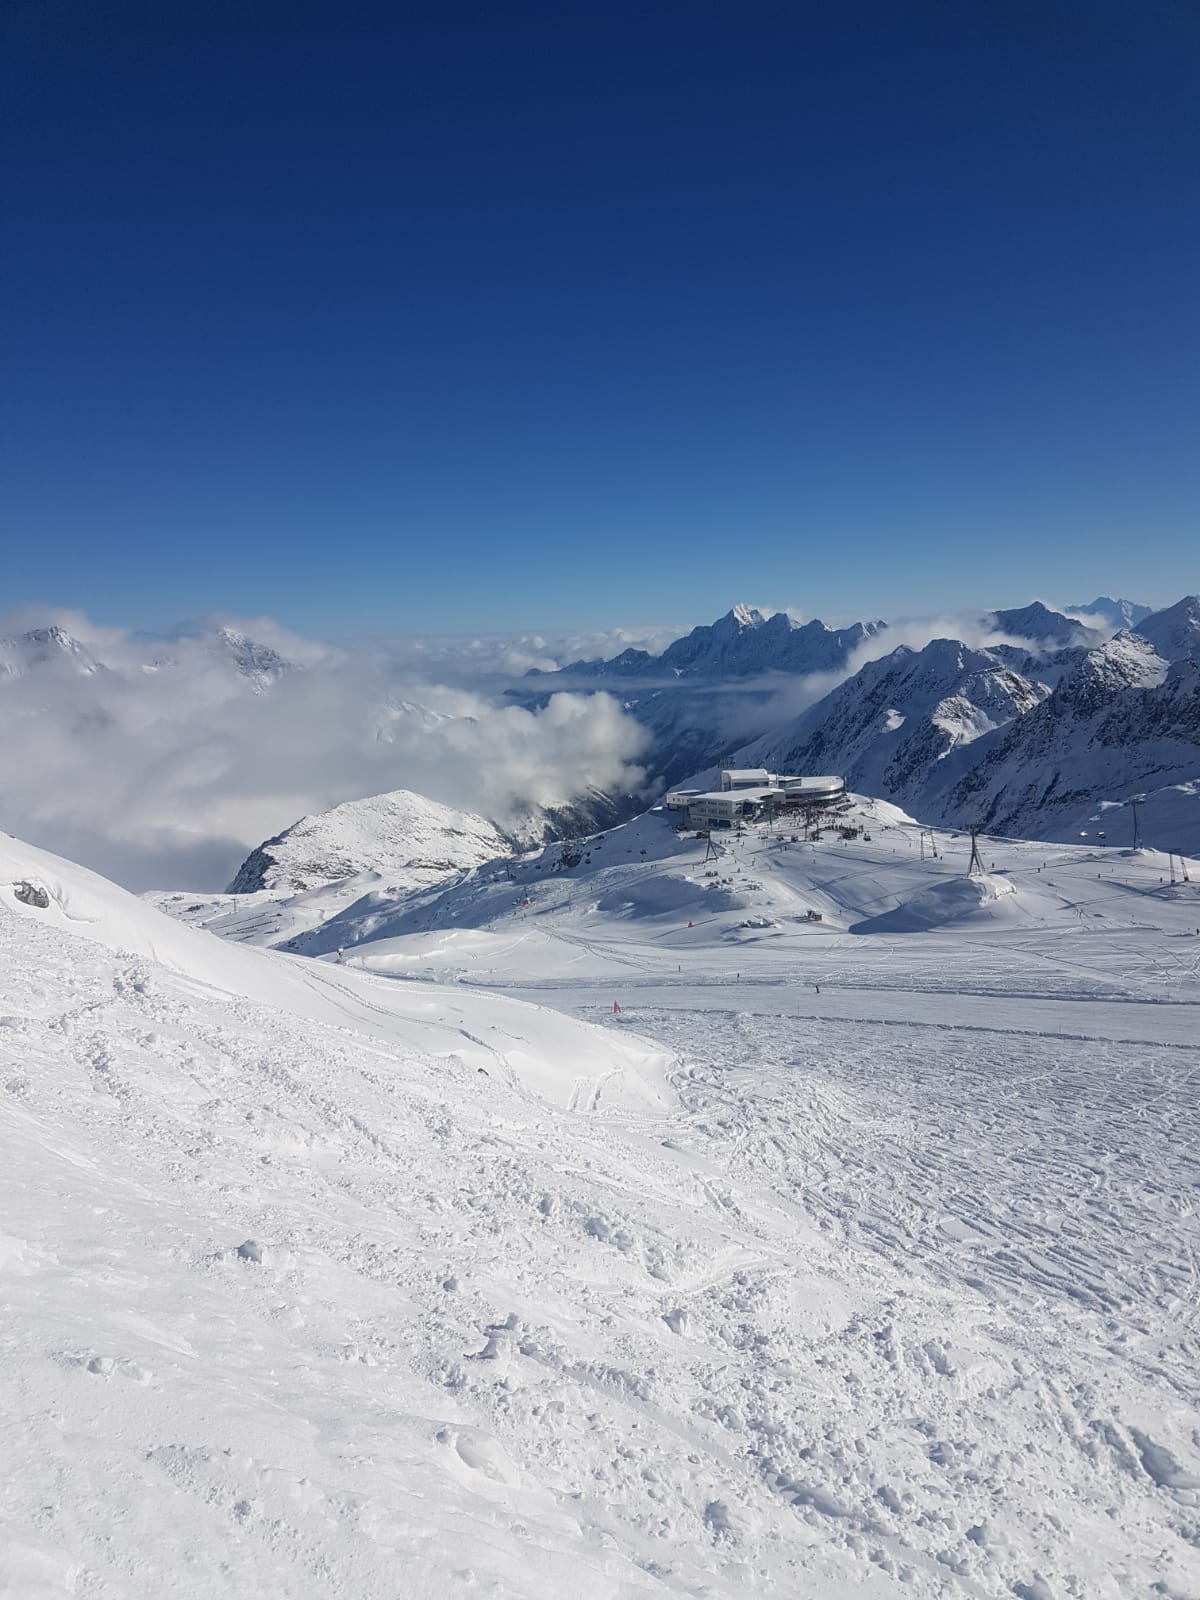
[0,610,650,893]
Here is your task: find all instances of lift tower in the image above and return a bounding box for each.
[966,826,986,878]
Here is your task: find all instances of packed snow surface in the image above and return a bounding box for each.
[5,797,1200,1598]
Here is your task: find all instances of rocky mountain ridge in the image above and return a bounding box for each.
[530,605,888,682]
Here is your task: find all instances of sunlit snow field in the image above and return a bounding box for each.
[4,799,1200,1597]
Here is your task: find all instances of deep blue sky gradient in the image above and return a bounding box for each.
[3,0,1197,633]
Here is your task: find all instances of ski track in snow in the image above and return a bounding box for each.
[4,804,1200,1598]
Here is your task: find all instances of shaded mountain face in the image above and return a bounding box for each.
[1133,596,1200,665]
[941,636,1199,845]
[985,602,1097,648]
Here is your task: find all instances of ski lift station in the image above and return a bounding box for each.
[664,771,846,830]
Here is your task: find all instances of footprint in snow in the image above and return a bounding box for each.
[437,1426,522,1487]
[55,1351,152,1383]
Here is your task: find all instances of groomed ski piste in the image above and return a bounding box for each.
[5,794,1200,1598]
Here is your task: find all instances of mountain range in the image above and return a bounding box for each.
[530,604,888,682]
[202,591,1199,898]
[4,593,1198,891]
[0,620,296,689]
[518,593,1200,854]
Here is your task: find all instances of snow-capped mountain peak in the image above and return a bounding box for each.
[526,604,886,688]
[724,603,768,630]
[1066,596,1153,633]
[1134,595,1200,664]
[1057,631,1168,709]
[210,626,295,685]
[987,601,1093,647]
[0,624,104,678]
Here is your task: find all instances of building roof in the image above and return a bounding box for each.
[690,787,778,805]
[776,775,845,794]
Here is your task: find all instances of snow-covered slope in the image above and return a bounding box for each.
[1134,594,1200,664]
[150,790,516,956]
[942,634,1200,847]
[731,638,1050,817]
[226,787,510,893]
[708,601,1199,852]
[1,831,668,1111]
[9,812,1200,1596]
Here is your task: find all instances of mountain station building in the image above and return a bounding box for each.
[664,772,846,830]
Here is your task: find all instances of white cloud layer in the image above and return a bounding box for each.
[364,621,692,684]
[0,609,650,892]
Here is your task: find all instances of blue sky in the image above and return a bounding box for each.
[3,0,1196,635]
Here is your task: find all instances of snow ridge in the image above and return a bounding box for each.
[226,788,510,893]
